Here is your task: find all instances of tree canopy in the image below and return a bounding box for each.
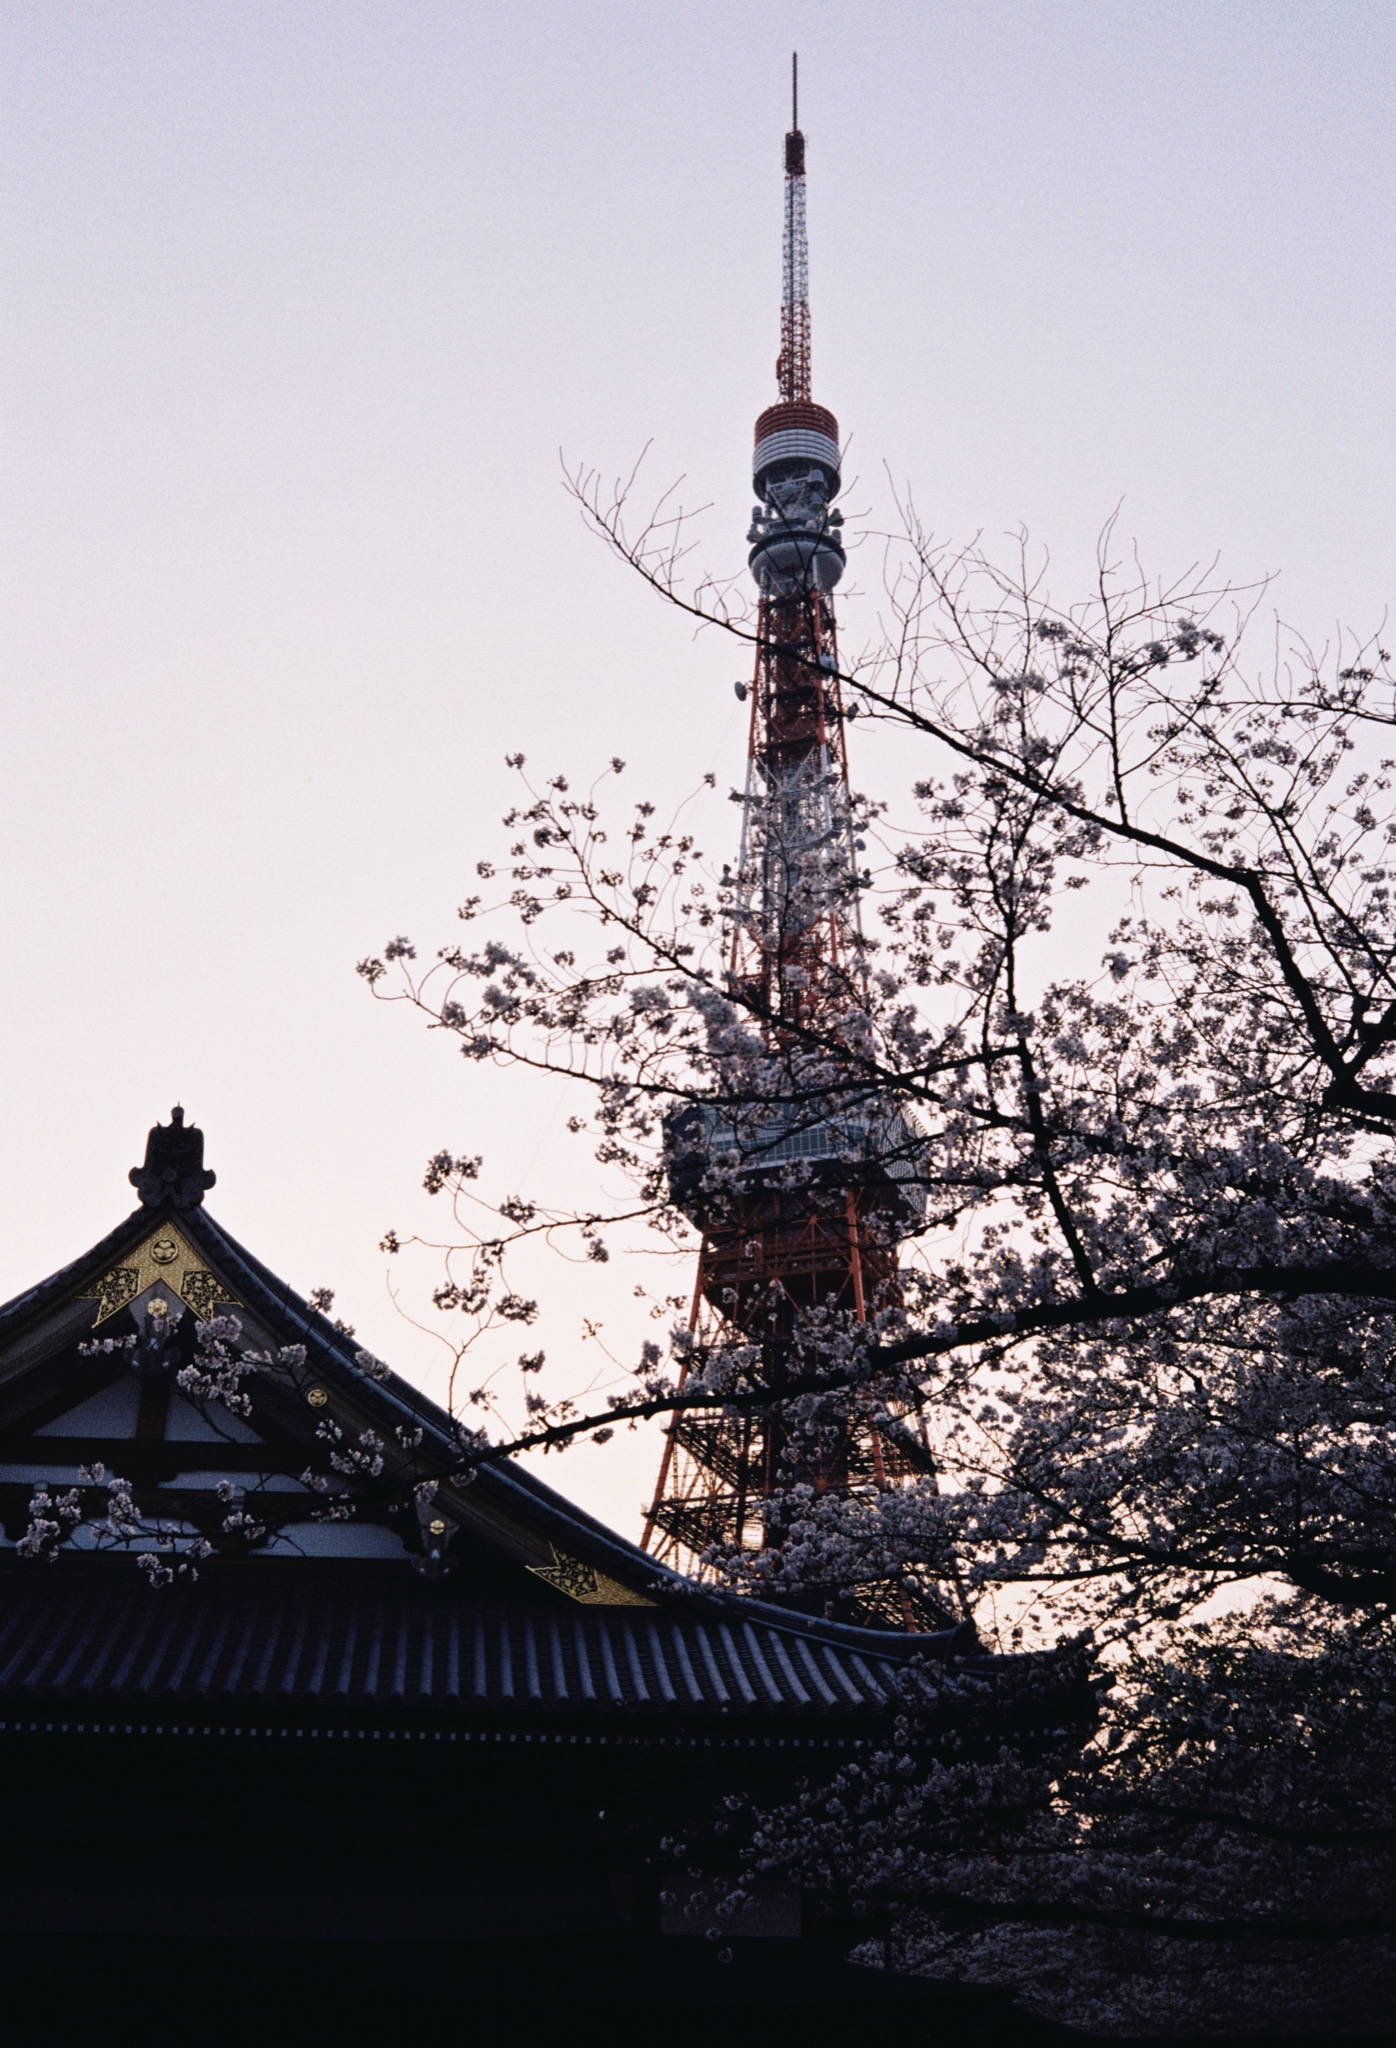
[355,496,1396,2034]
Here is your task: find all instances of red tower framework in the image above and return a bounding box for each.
[642,64,943,1629]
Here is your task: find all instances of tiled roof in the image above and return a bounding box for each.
[0,1195,978,1676]
[0,1561,929,1719]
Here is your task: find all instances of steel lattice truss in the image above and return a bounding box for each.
[643,83,950,1633]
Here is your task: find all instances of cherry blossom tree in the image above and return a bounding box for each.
[353,490,1396,2032]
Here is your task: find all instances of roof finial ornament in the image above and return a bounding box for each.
[129,1106,216,1211]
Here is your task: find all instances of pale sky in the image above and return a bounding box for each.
[4,1,1394,1534]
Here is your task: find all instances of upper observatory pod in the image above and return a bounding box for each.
[745,397,843,593]
[748,399,846,597]
[752,398,842,503]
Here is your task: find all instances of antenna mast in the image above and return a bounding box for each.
[778,52,811,403]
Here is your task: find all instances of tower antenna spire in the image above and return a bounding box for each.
[779,52,810,402]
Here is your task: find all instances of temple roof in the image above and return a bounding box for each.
[0,1113,974,1721]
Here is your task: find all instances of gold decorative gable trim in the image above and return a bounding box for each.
[528,1545,657,1607]
[83,1225,238,1326]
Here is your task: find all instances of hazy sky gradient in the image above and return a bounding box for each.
[4,1,1393,1530]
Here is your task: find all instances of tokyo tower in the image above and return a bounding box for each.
[642,60,945,1629]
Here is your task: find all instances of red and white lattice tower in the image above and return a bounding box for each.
[642,61,942,1628]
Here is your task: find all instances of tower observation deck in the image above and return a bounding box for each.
[642,63,944,1630]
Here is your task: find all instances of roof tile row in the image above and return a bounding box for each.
[0,1567,904,1716]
